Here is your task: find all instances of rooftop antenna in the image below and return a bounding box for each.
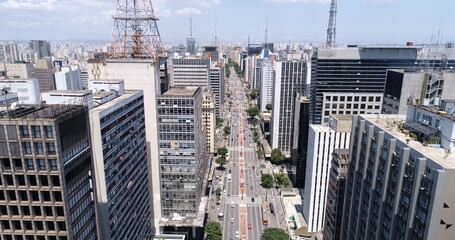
[264,17,269,49]
[326,0,337,47]
[190,18,193,37]
[215,17,218,46]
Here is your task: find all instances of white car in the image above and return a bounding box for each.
[235,231,239,238]
[230,217,234,223]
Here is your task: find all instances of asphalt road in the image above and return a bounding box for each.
[221,69,265,240]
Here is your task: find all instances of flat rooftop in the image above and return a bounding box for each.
[0,104,84,119]
[361,114,455,169]
[162,87,199,97]
[90,79,124,84]
[331,114,353,121]
[44,90,91,95]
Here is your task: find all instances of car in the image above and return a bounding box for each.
[248,224,252,229]
[235,231,239,238]
[223,189,226,194]
[249,174,252,178]
[251,197,255,202]
[250,186,253,190]
[230,217,234,223]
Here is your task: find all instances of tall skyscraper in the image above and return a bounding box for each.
[270,60,308,157]
[304,115,351,233]
[89,86,153,239]
[209,63,225,115]
[29,40,51,60]
[31,59,55,92]
[293,95,310,187]
[0,42,20,63]
[157,87,207,219]
[170,58,210,88]
[323,149,350,240]
[259,58,274,112]
[0,104,97,240]
[202,91,216,154]
[341,111,455,240]
[88,58,163,232]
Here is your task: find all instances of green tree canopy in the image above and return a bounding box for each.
[223,126,231,135]
[250,88,259,99]
[261,228,289,240]
[266,104,272,111]
[206,221,222,240]
[246,106,260,118]
[250,118,259,126]
[275,173,289,187]
[216,116,224,128]
[271,148,285,165]
[217,147,228,157]
[215,157,226,169]
[261,173,274,189]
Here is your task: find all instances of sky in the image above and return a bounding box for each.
[0,0,454,45]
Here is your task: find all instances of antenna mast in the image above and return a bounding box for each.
[264,17,269,49]
[109,0,165,59]
[326,0,337,47]
[215,18,218,46]
[190,18,193,37]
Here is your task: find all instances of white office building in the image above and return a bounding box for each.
[259,58,274,112]
[304,115,352,232]
[0,78,41,104]
[55,65,83,90]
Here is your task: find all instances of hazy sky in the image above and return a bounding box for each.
[1,0,454,45]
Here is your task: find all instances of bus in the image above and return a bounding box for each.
[227,174,232,182]
[261,204,268,225]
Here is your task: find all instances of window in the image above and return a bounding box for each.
[22,142,32,154]
[33,126,41,138]
[35,142,44,155]
[47,142,56,154]
[26,159,34,170]
[37,159,46,170]
[49,159,58,170]
[45,126,53,138]
[20,126,29,137]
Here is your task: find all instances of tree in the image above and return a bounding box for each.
[206,221,222,240]
[250,88,259,99]
[275,173,289,187]
[261,228,289,240]
[217,147,228,158]
[223,126,231,135]
[250,118,259,127]
[215,157,226,169]
[216,116,224,128]
[271,148,285,165]
[261,173,274,189]
[266,103,272,111]
[257,150,264,158]
[245,106,260,118]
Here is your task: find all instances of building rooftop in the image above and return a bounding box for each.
[0,104,84,120]
[162,87,199,97]
[91,90,141,113]
[90,79,124,84]
[331,114,353,121]
[44,90,92,96]
[361,114,455,169]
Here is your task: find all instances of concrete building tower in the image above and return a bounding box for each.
[304,115,352,233]
[270,60,308,157]
[341,111,455,240]
[0,105,97,240]
[29,40,51,60]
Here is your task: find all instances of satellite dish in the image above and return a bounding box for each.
[10,102,17,110]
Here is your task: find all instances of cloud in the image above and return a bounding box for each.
[174,7,204,16]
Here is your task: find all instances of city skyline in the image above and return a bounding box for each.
[0,0,454,44]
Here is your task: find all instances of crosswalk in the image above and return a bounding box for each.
[224,196,263,205]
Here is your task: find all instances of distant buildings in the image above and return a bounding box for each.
[157,87,207,219]
[0,42,20,63]
[0,104,97,239]
[31,60,56,92]
[203,46,219,63]
[2,62,33,79]
[209,63,225,115]
[29,40,51,60]
[341,110,455,240]
[170,58,210,88]
[186,37,196,55]
[55,65,82,90]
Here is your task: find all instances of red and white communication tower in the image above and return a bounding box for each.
[109,0,165,59]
